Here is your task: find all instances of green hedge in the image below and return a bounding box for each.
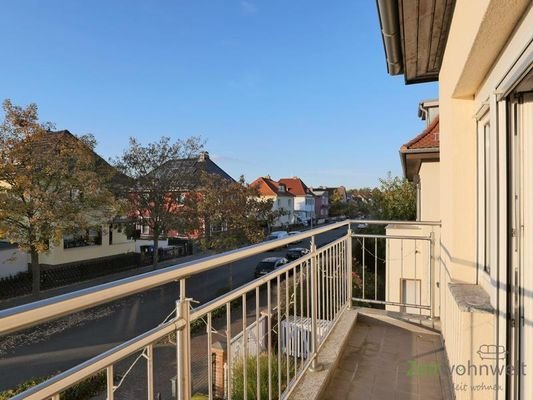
[232,353,295,400]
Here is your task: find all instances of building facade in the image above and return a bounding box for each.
[249,176,295,227]
[378,1,533,398]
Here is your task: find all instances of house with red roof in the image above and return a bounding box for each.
[249,176,295,227]
[399,99,440,221]
[278,177,315,224]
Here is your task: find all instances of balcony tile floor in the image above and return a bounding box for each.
[320,312,453,400]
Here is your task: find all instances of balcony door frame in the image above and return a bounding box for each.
[507,86,533,400]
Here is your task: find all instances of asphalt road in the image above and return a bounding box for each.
[0,226,348,391]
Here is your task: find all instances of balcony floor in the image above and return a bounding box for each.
[319,311,453,400]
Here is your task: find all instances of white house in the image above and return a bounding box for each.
[250,176,295,227]
[279,177,315,224]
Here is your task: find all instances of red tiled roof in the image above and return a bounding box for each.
[250,177,294,197]
[278,177,312,196]
[401,116,440,151]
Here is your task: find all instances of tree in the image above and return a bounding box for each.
[375,173,416,221]
[112,136,203,267]
[0,100,116,294]
[187,173,282,252]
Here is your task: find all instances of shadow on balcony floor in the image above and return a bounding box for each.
[319,312,453,400]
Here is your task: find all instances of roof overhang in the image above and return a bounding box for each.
[376,0,456,84]
[400,148,440,181]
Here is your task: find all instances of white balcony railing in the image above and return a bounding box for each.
[0,219,440,400]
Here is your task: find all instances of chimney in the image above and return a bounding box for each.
[198,151,209,162]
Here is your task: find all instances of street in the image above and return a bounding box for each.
[0,226,347,391]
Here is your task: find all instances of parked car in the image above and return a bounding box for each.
[264,231,289,241]
[288,231,303,243]
[255,257,288,278]
[286,247,310,260]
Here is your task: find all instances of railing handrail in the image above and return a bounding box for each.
[9,317,186,400]
[349,219,441,226]
[9,229,352,400]
[0,219,439,335]
[190,234,347,321]
[0,221,348,335]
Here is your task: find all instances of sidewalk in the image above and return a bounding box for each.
[0,250,214,310]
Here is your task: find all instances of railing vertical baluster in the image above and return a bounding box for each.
[362,237,366,300]
[255,287,260,400]
[176,279,191,400]
[430,231,435,321]
[285,270,290,385]
[309,236,322,372]
[331,246,334,319]
[226,302,232,400]
[347,227,353,308]
[333,244,340,319]
[207,312,213,400]
[330,245,334,318]
[146,344,154,400]
[326,247,330,321]
[242,294,247,400]
[267,280,272,400]
[299,262,304,371]
[374,238,378,301]
[277,275,281,397]
[292,265,297,377]
[106,365,114,400]
[306,259,311,361]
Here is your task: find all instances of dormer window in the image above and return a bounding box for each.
[279,184,285,192]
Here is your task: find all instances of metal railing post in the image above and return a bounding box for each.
[176,279,191,400]
[309,236,323,372]
[429,231,435,320]
[347,226,353,309]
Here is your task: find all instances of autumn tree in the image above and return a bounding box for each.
[0,100,117,294]
[112,136,203,267]
[374,173,416,221]
[188,173,282,252]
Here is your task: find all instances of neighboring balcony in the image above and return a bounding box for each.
[0,220,449,400]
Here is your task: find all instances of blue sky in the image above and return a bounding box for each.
[0,0,437,188]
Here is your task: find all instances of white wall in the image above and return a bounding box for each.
[39,225,135,265]
[0,246,28,278]
[293,195,315,220]
[419,161,440,221]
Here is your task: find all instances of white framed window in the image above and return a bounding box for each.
[477,113,491,274]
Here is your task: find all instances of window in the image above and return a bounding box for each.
[141,224,150,236]
[210,222,228,234]
[277,199,281,207]
[477,116,491,274]
[63,228,102,249]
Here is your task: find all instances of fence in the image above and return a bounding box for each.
[0,219,439,400]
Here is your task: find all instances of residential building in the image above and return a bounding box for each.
[386,105,441,319]
[310,187,329,219]
[400,104,440,221]
[378,0,533,397]
[1,130,136,271]
[0,241,27,278]
[135,151,236,242]
[249,176,295,227]
[279,177,315,224]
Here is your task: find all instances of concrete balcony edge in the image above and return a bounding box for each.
[289,309,359,400]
